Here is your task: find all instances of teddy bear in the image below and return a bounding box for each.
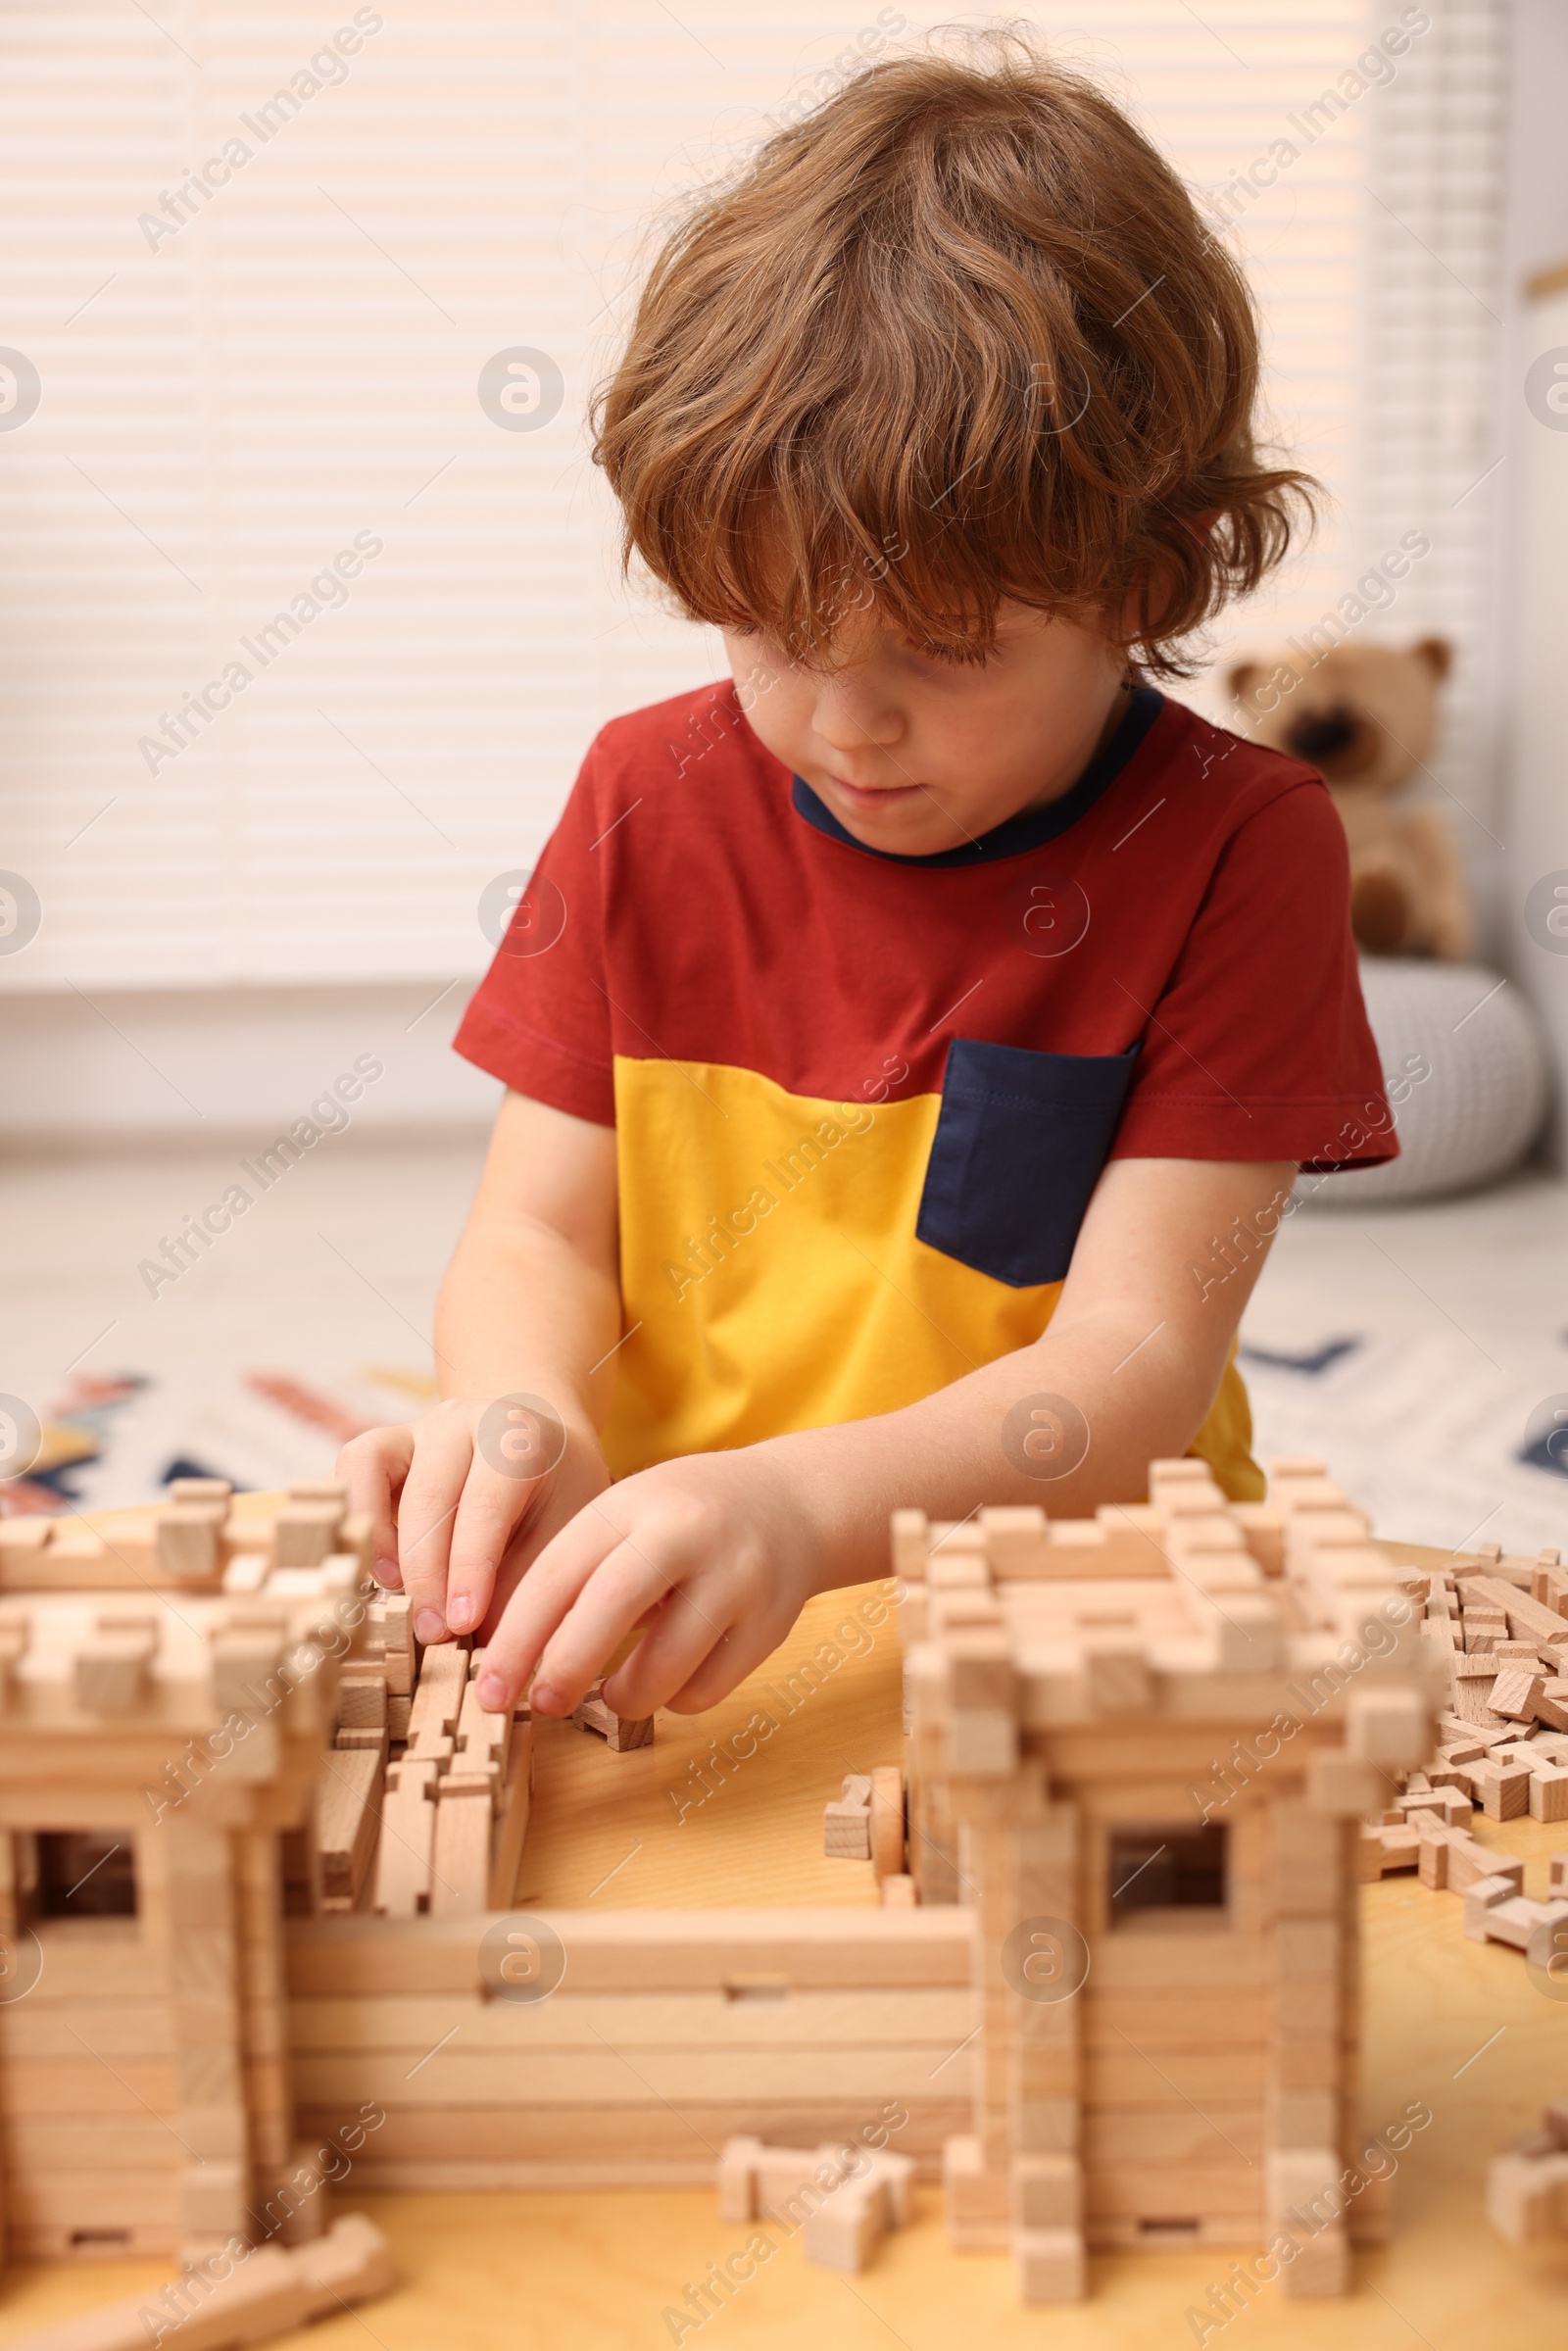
[1225,636,1474,961]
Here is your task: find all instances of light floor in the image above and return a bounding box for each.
[2,1133,1566,1552]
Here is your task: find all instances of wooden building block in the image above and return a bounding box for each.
[155,1502,224,1585]
[1396,1789,1470,1828]
[3,2244,309,2350]
[1529,1766,1568,1823]
[1463,1874,1525,1939]
[1486,1895,1568,1955]
[177,2155,249,2237]
[1345,1692,1429,1768]
[1438,1713,1512,1750]
[1306,1750,1381,1816]
[406,1643,468,1747]
[801,2177,891,2273]
[1488,2146,1568,2243]
[373,1594,415,1695]
[1536,1681,1568,1733]
[870,1767,905,1881]
[1468,1575,1568,1648]
[271,1500,344,1570]
[1013,2226,1087,2302]
[881,1874,917,1908]
[221,1551,270,1596]
[429,1782,493,1916]
[571,1681,654,1752]
[454,1675,510,1779]
[824,1801,872,1861]
[316,1748,383,1909]
[891,1507,930,1582]
[1358,1824,1420,1878]
[0,1617,26,1707]
[74,1617,157,1713]
[1445,1838,1523,1899]
[944,2133,1010,2249]
[716,2134,764,2223]
[372,1784,435,1918]
[827,1795,879,1852]
[336,1666,387,1731]
[948,1630,1013,1712]
[1416,1826,1455,1888]
[1234,1500,1286,1576]
[1490,1669,1545,1722]
[1470,1761,1531,1821]
[34,1528,110,1573]
[293,2211,394,2310]
[0,1519,53,1576]
[486,1712,533,1910]
[81,1514,161,1582]
[978,1506,1050,1577]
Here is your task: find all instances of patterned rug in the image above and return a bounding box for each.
[7,1339,1564,1561]
[1240,1329,1568,1556]
[1,1364,437,1516]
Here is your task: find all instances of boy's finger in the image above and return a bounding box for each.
[525,1539,690,1715]
[335,1426,416,1589]
[444,1463,547,1637]
[599,1590,732,1720]
[396,1413,481,1641]
[472,1499,629,1710]
[653,1623,774,1716]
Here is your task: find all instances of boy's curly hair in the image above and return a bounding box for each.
[592,29,1315,678]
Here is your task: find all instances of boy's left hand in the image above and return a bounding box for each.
[472,1445,818,1722]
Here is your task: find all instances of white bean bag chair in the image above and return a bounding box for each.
[1296,957,1550,1208]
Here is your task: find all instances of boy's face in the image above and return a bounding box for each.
[722,601,1129,857]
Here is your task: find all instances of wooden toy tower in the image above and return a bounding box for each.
[0,1491,368,2264]
[896,1455,1445,2302]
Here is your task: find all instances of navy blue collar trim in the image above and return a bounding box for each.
[789,683,1164,867]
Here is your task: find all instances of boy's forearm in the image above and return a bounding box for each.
[765,1155,1297,1595]
[434,1214,622,1434]
[766,1306,1223,1593]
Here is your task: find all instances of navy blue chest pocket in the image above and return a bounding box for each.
[915,1038,1138,1288]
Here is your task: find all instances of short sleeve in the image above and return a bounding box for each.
[452,740,616,1125]
[1109,778,1396,1171]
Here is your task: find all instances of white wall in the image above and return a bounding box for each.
[0,982,499,1140]
[0,0,1526,1137]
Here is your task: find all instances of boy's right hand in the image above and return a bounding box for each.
[337,1396,611,1647]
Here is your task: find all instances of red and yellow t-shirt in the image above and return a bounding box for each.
[455,681,1393,1498]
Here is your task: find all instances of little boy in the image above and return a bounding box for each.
[340,39,1393,1729]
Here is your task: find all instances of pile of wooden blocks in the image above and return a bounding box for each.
[1357,1544,1568,1954]
[0,1489,380,2277]
[821,1767,915,1904]
[1488,2097,1568,2243]
[717,2134,917,2273]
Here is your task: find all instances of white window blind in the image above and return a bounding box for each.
[0,0,1503,992]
